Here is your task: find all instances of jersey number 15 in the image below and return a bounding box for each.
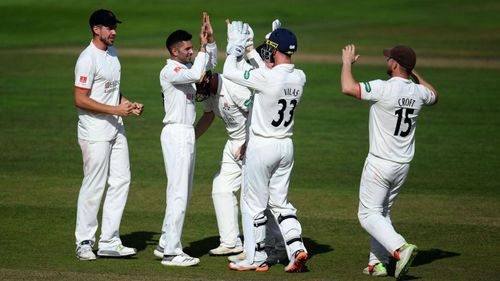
[394,108,414,137]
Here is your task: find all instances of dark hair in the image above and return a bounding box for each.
[166,30,192,53]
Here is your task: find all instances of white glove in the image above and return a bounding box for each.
[227,20,243,43]
[226,42,244,57]
[244,23,254,48]
[226,20,248,57]
[265,19,282,39]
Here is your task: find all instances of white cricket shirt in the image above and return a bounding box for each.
[160,43,217,126]
[74,41,123,141]
[203,74,252,141]
[223,56,306,139]
[359,77,437,163]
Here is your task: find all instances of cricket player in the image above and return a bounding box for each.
[223,23,309,273]
[194,20,286,263]
[73,9,144,261]
[153,12,217,267]
[341,44,438,278]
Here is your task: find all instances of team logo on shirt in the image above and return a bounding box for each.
[174,66,181,73]
[79,76,87,83]
[244,69,252,80]
[244,93,255,107]
[223,102,230,111]
[363,82,371,92]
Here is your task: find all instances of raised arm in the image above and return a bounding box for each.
[341,44,361,98]
[411,70,439,104]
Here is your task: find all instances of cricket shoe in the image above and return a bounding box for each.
[363,263,388,277]
[228,251,246,262]
[394,243,418,279]
[209,245,244,256]
[284,250,308,273]
[161,253,200,267]
[228,260,269,272]
[97,244,137,257]
[153,245,164,258]
[76,240,96,261]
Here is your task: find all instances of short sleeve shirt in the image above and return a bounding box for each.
[74,42,123,141]
[359,77,436,163]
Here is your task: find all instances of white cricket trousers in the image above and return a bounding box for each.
[358,153,410,265]
[75,132,131,248]
[212,138,244,248]
[241,135,306,262]
[159,124,195,255]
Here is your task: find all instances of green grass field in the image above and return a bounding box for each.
[1,0,499,280]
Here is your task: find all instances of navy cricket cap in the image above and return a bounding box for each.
[383,46,416,71]
[89,9,122,27]
[267,28,298,56]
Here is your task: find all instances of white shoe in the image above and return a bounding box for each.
[209,245,244,256]
[153,245,164,259]
[284,250,308,273]
[228,260,269,272]
[228,251,246,262]
[363,263,388,277]
[97,244,137,257]
[394,243,418,279]
[161,253,200,267]
[76,240,96,261]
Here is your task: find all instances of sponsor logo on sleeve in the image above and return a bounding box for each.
[79,76,87,83]
[363,82,371,92]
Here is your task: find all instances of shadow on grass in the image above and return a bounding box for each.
[184,235,334,260]
[304,237,334,258]
[120,232,335,259]
[121,231,160,252]
[386,248,460,280]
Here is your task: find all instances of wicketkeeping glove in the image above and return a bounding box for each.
[265,19,282,39]
[244,23,254,48]
[226,20,248,57]
[226,42,244,57]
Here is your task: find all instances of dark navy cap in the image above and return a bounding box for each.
[267,28,297,55]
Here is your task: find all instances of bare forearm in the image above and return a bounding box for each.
[341,63,359,97]
[75,92,119,115]
[195,112,215,139]
[412,70,439,102]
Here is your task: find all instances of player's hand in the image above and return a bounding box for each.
[202,12,214,43]
[131,102,144,116]
[234,143,247,160]
[116,100,135,116]
[265,19,281,39]
[342,44,360,65]
[225,19,247,57]
[226,19,244,43]
[226,42,244,57]
[244,23,254,49]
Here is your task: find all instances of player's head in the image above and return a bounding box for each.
[89,9,121,46]
[166,30,193,64]
[261,28,297,63]
[383,46,416,76]
[195,70,219,102]
[255,42,274,68]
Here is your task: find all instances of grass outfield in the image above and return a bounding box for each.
[1,0,499,280]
